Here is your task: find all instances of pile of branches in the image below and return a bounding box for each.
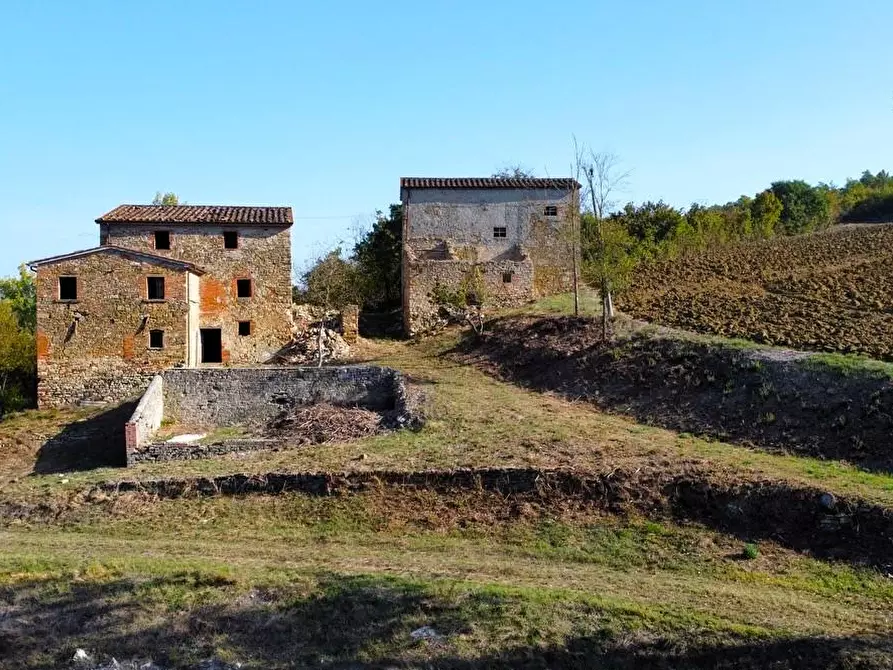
[267,402,384,444]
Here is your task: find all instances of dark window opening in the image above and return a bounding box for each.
[544,205,559,217]
[154,230,170,250]
[223,231,239,249]
[493,226,507,238]
[147,276,166,300]
[238,320,251,336]
[200,328,223,364]
[502,271,513,283]
[236,278,253,298]
[59,276,78,301]
[149,329,164,349]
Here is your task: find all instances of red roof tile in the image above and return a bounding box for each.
[400,177,580,190]
[96,205,293,225]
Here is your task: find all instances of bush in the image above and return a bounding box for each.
[742,542,759,560]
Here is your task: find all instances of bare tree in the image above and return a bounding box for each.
[572,138,631,336]
[492,164,536,179]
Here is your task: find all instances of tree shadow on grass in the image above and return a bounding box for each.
[31,400,135,474]
[2,571,891,669]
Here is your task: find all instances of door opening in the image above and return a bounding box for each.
[200,328,223,364]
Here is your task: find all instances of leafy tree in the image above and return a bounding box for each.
[770,180,831,234]
[491,165,536,178]
[352,204,403,311]
[612,201,688,249]
[750,190,783,239]
[152,192,181,206]
[580,214,636,299]
[0,301,35,416]
[0,265,36,332]
[301,248,363,365]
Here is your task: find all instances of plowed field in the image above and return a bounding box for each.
[621,223,893,359]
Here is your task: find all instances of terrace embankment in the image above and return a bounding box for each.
[73,464,893,570]
[450,316,893,472]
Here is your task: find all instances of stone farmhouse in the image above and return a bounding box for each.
[400,177,580,335]
[28,205,293,407]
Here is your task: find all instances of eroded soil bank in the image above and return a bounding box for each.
[450,316,893,472]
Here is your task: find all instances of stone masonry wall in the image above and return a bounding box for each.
[162,366,401,427]
[35,252,193,407]
[124,375,164,459]
[402,187,577,334]
[404,258,534,335]
[104,224,292,364]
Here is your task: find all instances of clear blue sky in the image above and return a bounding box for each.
[2,0,891,278]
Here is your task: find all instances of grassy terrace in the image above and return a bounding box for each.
[1,293,893,666]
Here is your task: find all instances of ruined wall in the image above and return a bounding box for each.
[403,258,534,335]
[35,253,192,407]
[104,224,292,363]
[124,375,164,457]
[162,366,402,427]
[401,187,577,334]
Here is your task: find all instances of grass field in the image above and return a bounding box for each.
[1,291,893,667]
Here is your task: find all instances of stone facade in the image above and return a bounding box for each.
[30,205,294,407]
[33,249,200,406]
[102,223,292,364]
[400,178,579,335]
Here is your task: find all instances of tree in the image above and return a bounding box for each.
[352,204,403,311]
[573,139,631,335]
[580,215,635,310]
[301,248,363,366]
[750,190,783,239]
[152,192,181,206]
[0,301,35,416]
[770,180,831,234]
[430,265,487,336]
[491,165,536,178]
[0,265,36,332]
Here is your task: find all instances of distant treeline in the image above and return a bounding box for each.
[602,170,893,261]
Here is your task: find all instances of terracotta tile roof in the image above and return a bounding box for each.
[95,204,294,226]
[400,177,580,190]
[27,245,206,274]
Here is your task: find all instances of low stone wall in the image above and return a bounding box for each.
[128,438,281,464]
[124,375,164,463]
[38,357,155,408]
[161,366,402,428]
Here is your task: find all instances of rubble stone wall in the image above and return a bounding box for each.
[35,253,193,407]
[161,366,402,427]
[104,223,293,364]
[401,187,577,334]
[124,375,164,458]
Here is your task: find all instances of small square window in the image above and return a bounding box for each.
[147,276,165,300]
[154,231,170,250]
[149,329,164,349]
[544,205,558,217]
[238,321,251,336]
[502,271,513,283]
[493,226,507,238]
[59,276,78,301]
[236,278,253,298]
[223,231,239,249]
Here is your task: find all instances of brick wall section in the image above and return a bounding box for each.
[161,366,403,427]
[35,253,194,407]
[104,224,292,363]
[124,375,164,462]
[401,186,578,335]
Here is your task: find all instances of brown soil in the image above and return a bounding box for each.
[451,315,893,472]
[621,224,893,359]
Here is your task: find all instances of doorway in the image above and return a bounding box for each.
[200,328,222,364]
